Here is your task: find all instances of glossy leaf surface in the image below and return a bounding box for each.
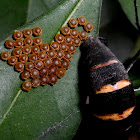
[0,0,102,139]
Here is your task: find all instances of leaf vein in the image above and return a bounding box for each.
[50,0,84,50]
[0,89,22,125]
[61,0,84,28]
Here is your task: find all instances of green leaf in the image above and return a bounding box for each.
[0,0,28,41]
[0,0,102,139]
[118,0,140,30]
[27,0,63,22]
[0,0,63,42]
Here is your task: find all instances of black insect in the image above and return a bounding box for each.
[75,36,140,140]
[79,0,140,124]
[82,36,139,121]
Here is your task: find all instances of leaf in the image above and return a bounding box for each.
[0,0,102,139]
[0,0,28,41]
[27,0,63,22]
[0,0,63,42]
[118,0,140,30]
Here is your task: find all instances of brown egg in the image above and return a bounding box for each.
[60,26,71,35]
[49,75,58,85]
[78,31,88,40]
[13,30,23,40]
[84,22,94,32]
[38,51,47,61]
[64,36,73,45]
[56,67,66,78]
[25,62,34,71]
[39,67,48,76]
[31,45,40,54]
[30,69,40,78]
[67,44,76,53]
[64,52,72,61]
[70,29,79,38]
[40,76,49,85]
[73,38,81,47]
[77,16,87,25]
[47,50,56,58]
[24,37,33,46]
[31,78,40,87]
[22,46,31,54]
[8,56,17,65]
[33,37,42,45]
[59,43,68,51]
[43,58,52,68]
[53,58,61,67]
[20,70,30,80]
[48,66,57,75]
[40,43,49,52]
[28,53,38,63]
[12,48,22,57]
[34,60,44,70]
[55,34,64,43]
[50,42,59,50]
[22,81,32,91]
[14,62,24,71]
[68,18,78,28]
[14,39,23,48]
[5,39,15,49]
[1,51,10,60]
[19,54,28,63]
[61,59,69,69]
[56,51,65,60]
[32,26,42,36]
[23,28,32,38]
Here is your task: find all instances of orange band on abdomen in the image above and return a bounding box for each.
[90,60,119,71]
[95,80,131,94]
[94,106,135,121]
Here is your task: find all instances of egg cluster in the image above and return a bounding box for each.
[0,16,94,91]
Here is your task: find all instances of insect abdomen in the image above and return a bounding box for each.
[82,36,135,121]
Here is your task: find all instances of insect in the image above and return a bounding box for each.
[75,36,140,140]
[81,36,140,121]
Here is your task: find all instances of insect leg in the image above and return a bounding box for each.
[98,37,108,46]
[134,86,140,92]
[126,49,140,72]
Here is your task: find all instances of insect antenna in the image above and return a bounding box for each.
[98,37,108,46]
[126,49,140,91]
[134,86,140,92]
[126,49,140,73]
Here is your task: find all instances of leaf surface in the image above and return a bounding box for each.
[118,0,140,30]
[0,0,63,42]
[27,0,63,22]
[0,0,28,41]
[0,0,102,139]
